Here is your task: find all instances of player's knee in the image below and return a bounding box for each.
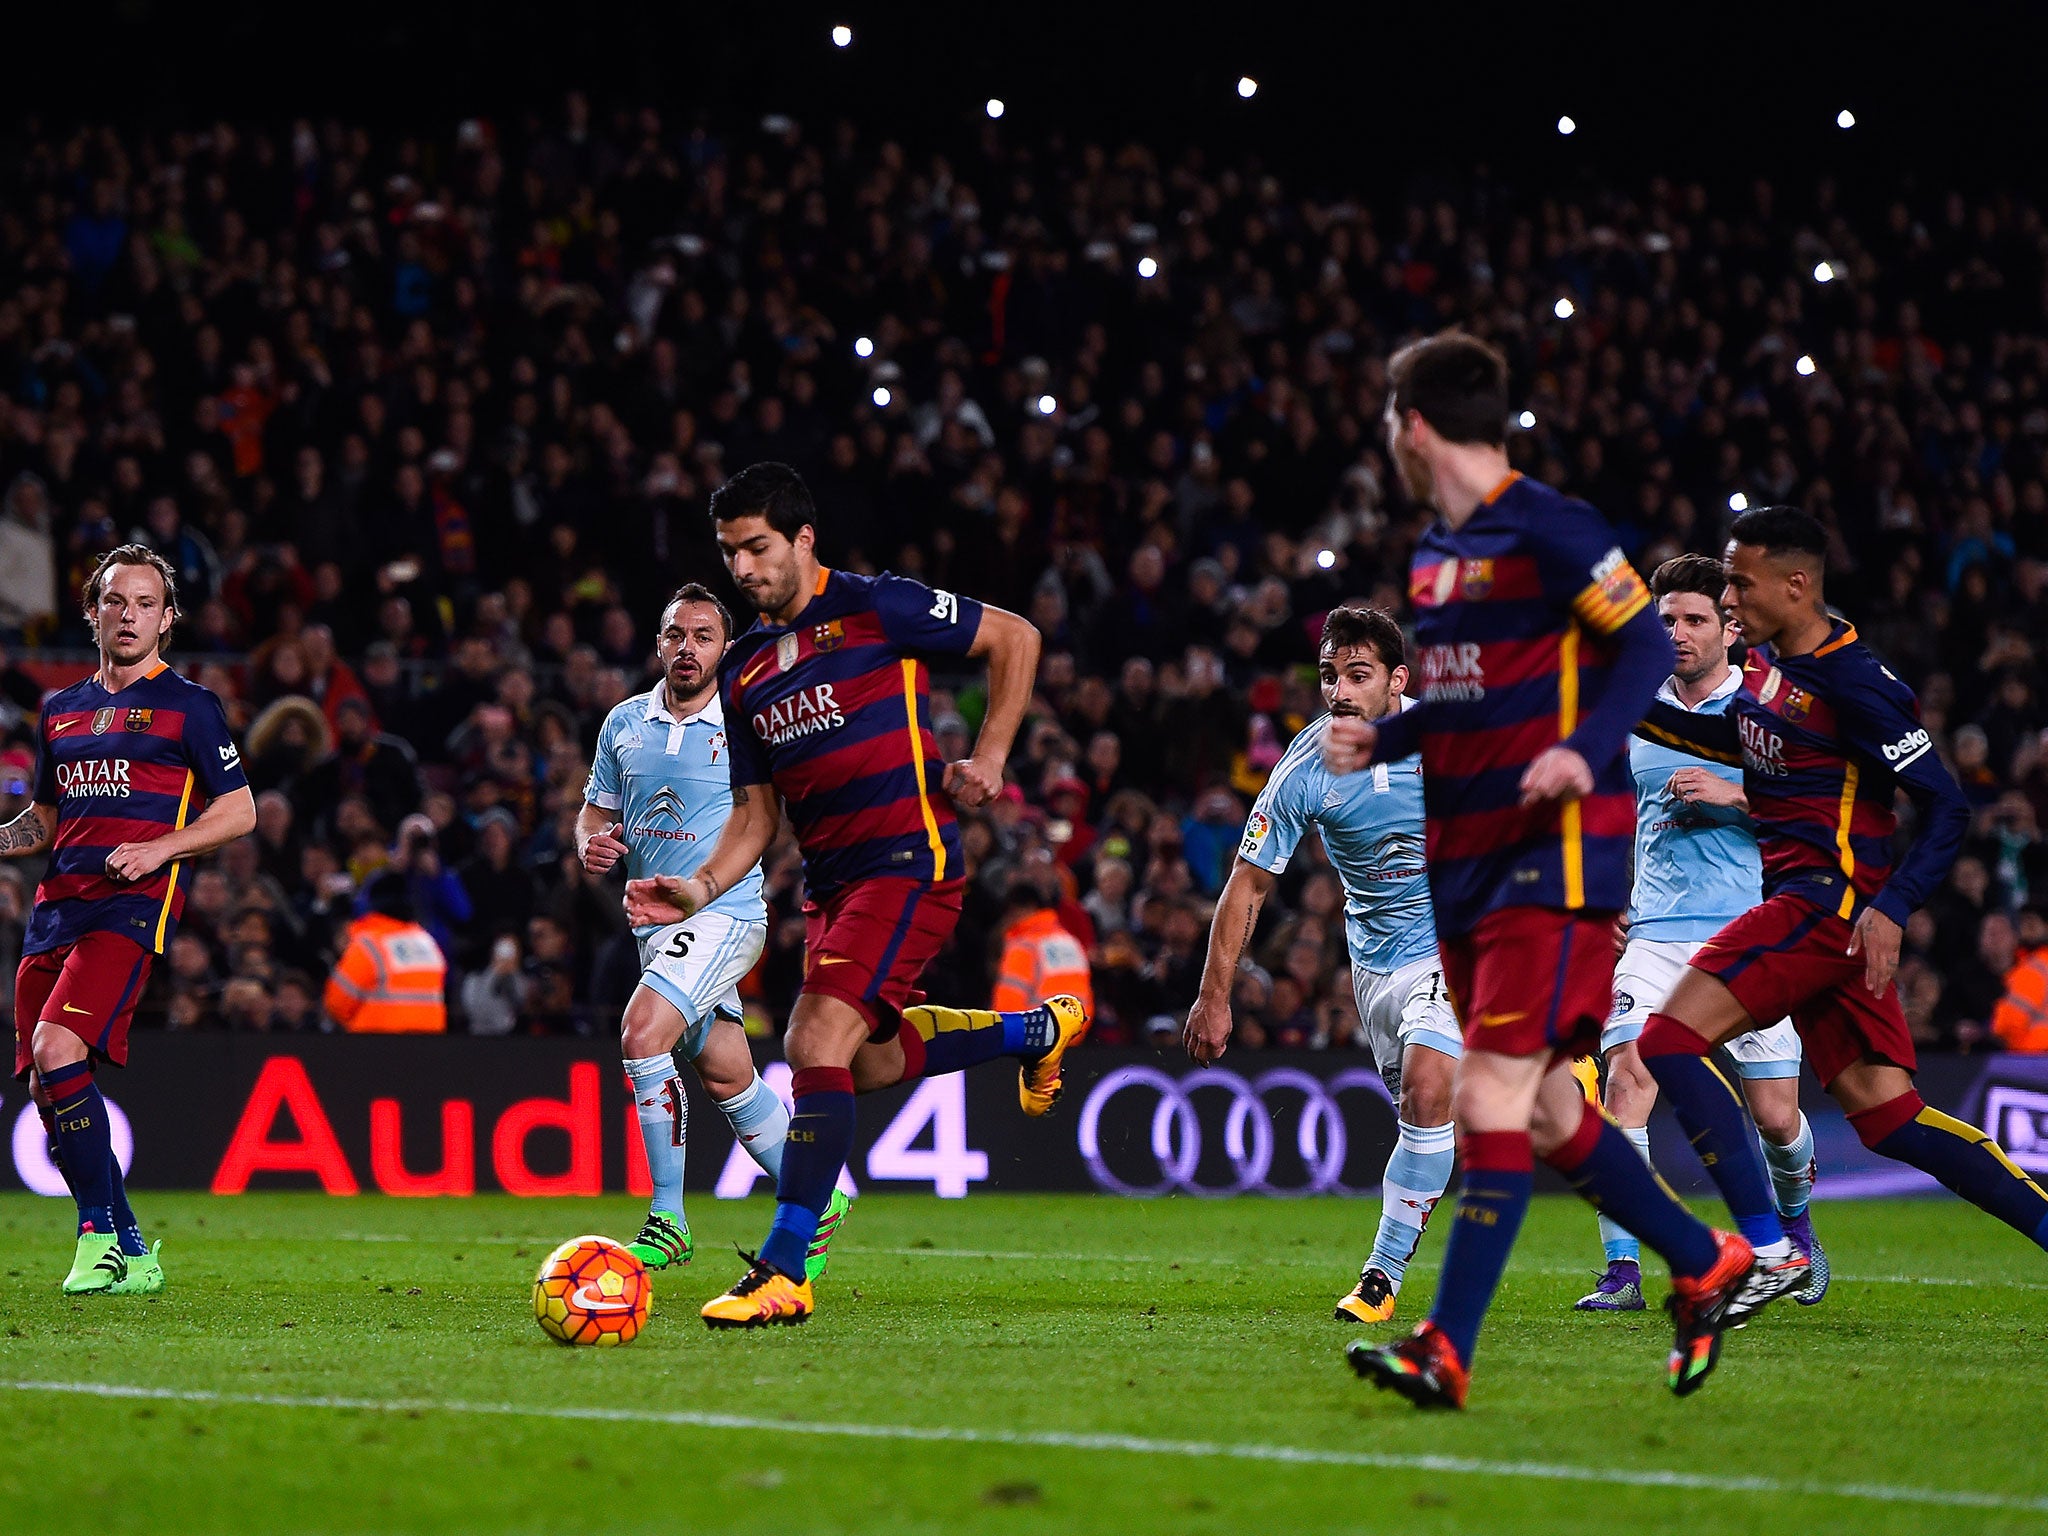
[30,1029,88,1079]
[1603,1050,1656,1119]
[1750,1096,1801,1145]
[785,1002,867,1071]
[1399,1057,1454,1126]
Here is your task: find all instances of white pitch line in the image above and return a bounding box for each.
[7,1378,2043,1514]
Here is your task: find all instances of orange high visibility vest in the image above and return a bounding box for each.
[325,913,449,1033]
[993,910,1094,1016]
[1993,951,2048,1053]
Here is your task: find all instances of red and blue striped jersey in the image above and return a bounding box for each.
[1369,473,1674,939]
[721,568,984,898]
[1637,619,1968,927]
[29,664,248,956]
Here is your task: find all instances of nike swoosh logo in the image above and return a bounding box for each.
[815,956,854,967]
[62,1003,92,1015]
[569,1283,632,1313]
[739,652,778,686]
[1477,1010,1527,1027]
[50,719,77,733]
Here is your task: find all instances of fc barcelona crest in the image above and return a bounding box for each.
[1461,559,1495,600]
[813,620,845,653]
[124,707,154,732]
[90,707,116,736]
[1781,688,1811,724]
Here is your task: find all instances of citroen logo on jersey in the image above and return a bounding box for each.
[631,786,698,844]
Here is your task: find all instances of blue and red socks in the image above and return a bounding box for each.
[898,1004,1054,1080]
[42,1062,116,1240]
[1638,1014,1789,1255]
[1426,1130,1533,1368]
[760,1066,855,1280]
[1851,1092,2048,1248]
[1546,1104,1719,1278]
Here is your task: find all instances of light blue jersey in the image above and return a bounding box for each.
[585,687,767,936]
[1237,704,1437,974]
[1626,670,1761,943]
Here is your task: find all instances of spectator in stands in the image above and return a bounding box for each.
[324,871,449,1033]
[992,875,1095,1020]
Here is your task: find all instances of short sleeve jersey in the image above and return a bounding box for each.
[1404,472,1656,937]
[1624,671,1762,942]
[719,568,984,898]
[28,664,249,955]
[585,686,766,936]
[1237,705,1437,975]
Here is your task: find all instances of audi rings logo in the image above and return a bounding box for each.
[1076,1066,1395,1198]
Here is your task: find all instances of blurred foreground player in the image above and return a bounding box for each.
[579,585,846,1276]
[1576,555,1826,1313]
[4,546,254,1293]
[624,464,1089,1328]
[1633,507,2048,1291]
[1332,333,1753,1408]
[1185,604,1460,1325]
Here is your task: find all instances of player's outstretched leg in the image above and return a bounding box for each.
[1638,1014,1806,1320]
[1534,1068,1752,1395]
[1846,1084,2048,1249]
[897,995,1091,1115]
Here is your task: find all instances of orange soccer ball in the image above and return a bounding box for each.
[533,1235,651,1347]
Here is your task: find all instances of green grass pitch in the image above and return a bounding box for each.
[2,1191,2045,1534]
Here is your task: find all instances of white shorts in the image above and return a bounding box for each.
[634,908,767,1060]
[1352,953,1463,1098]
[1604,934,1802,1079]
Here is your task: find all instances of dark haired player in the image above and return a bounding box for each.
[2,546,254,1293]
[1332,332,1752,1408]
[1187,605,1459,1325]
[578,585,842,1277]
[1631,506,2048,1296]
[624,462,1089,1328]
[1574,554,1827,1313]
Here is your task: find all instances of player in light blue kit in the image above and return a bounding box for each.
[1185,606,1457,1325]
[1574,555,1826,1312]
[577,583,848,1276]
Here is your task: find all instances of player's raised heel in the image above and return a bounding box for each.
[702,1250,815,1329]
[62,1232,127,1295]
[1019,994,1091,1117]
[626,1211,693,1271]
[1335,1265,1398,1324]
[1345,1321,1468,1410]
[1665,1229,1752,1397]
[805,1189,852,1284]
[107,1240,165,1296]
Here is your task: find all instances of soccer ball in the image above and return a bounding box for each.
[533,1235,651,1347]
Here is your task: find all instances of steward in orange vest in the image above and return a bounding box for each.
[325,870,449,1033]
[992,882,1094,1017]
[1993,948,2048,1053]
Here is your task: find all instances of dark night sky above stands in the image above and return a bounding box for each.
[16,1,2048,187]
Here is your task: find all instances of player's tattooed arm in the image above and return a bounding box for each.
[1184,857,1277,1065]
[0,803,55,857]
[622,783,778,927]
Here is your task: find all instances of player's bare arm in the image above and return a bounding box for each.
[943,604,1040,808]
[0,802,56,856]
[1184,856,1276,1065]
[575,801,629,875]
[623,781,779,926]
[105,785,256,882]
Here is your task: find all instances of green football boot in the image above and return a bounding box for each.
[62,1232,127,1295]
[626,1210,693,1270]
[805,1189,852,1284]
[107,1241,165,1296]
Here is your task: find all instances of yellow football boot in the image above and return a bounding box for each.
[701,1252,815,1329]
[1019,994,1092,1117]
[1336,1264,1398,1324]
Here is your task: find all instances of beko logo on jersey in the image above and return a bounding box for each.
[1738,714,1788,776]
[754,683,844,746]
[56,758,132,797]
[1418,642,1485,701]
[1882,728,1932,768]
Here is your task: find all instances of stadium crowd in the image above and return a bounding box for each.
[0,99,2044,1052]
